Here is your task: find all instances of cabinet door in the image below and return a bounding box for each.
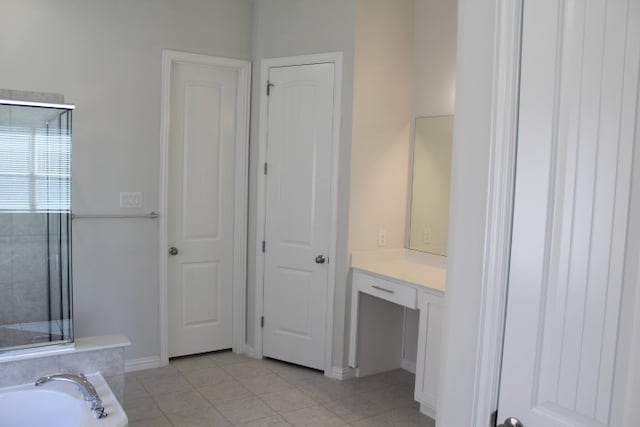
[415,291,443,418]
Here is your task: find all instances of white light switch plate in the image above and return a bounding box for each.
[120,192,143,209]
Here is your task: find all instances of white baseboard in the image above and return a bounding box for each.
[244,345,260,359]
[125,355,164,373]
[420,402,437,419]
[329,366,356,380]
[401,358,416,374]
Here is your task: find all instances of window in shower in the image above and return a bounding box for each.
[0,99,74,352]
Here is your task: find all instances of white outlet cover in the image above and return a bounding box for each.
[378,229,387,247]
[120,192,143,209]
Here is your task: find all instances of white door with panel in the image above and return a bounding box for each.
[498,1,640,426]
[167,59,238,358]
[262,63,335,370]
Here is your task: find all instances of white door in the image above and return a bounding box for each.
[498,1,640,426]
[262,63,335,370]
[167,59,238,358]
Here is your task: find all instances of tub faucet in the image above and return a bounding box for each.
[35,373,108,419]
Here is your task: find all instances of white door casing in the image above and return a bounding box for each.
[262,63,335,371]
[160,50,250,363]
[498,1,640,426]
[254,53,343,375]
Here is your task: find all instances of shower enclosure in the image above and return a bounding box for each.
[0,99,74,352]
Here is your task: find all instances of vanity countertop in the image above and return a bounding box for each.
[351,249,446,293]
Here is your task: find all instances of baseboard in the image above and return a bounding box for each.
[125,355,164,373]
[244,344,260,359]
[420,402,437,419]
[401,358,416,374]
[329,366,356,380]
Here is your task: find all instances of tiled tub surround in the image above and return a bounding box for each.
[0,334,130,403]
[0,213,50,325]
[0,211,72,349]
[125,351,435,427]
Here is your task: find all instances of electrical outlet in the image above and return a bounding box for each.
[378,229,387,247]
[423,227,432,244]
[120,192,143,209]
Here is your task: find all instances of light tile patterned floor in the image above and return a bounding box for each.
[124,351,435,427]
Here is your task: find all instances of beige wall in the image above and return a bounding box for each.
[414,0,458,117]
[349,0,415,252]
[0,0,252,361]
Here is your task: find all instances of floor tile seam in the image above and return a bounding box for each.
[255,388,319,414]
[153,387,236,427]
[198,387,269,424]
[222,364,276,381]
[150,385,214,414]
[172,360,223,374]
[182,371,235,389]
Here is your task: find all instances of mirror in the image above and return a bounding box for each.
[408,115,453,255]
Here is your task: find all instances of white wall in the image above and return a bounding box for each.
[413,0,458,118]
[436,0,499,424]
[247,0,357,367]
[404,0,457,367]
[349,0,415,252]
[0,0,252,361]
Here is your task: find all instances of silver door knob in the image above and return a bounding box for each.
[168,247,179,256]
[498,417,523,427]
[315,255,326,264]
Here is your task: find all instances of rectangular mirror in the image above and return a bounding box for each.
[408,115,453,255]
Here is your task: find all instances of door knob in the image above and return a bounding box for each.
[498,417,523,427]
[315,255,326,264]
[168,247,179,256]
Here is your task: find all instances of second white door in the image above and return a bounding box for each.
[497,1,640,425]
[167,57,239,358]
[262,63,336,370]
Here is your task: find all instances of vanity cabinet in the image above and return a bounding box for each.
[349,264,444,418]
[414,290,443,418]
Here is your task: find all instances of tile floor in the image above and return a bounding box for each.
[124,350,436,427]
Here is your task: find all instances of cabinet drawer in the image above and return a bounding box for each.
[357,272,417,309]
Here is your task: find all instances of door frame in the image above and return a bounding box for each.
[467,1,523,425]
[253,52,343,376]
[158,49,251,365]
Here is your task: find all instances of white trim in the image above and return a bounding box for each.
[420,403,437,420]
[401,358,417,374]
[125,355,164,373]
[470,1,523,426]
[243,344,261,359]
[0,99,75,109]
[329,366,356,380]
[159,49,251,365]
[254,52,343,376]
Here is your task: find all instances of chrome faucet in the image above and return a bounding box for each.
[35,373,108,419]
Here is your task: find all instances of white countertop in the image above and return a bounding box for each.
[351,249,447,293]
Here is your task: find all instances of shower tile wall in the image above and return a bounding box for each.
[0,212,49,325]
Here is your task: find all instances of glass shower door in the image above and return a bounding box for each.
[0,99,74,352]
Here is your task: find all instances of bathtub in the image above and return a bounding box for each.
[0,372,127,427]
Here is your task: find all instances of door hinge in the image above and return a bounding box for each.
[264,162,268,175]
[262,240,266,252]
[261,316,264,328]
[491,410,498,427]
[267,80,275,96]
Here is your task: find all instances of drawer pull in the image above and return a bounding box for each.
[372,285,395,294]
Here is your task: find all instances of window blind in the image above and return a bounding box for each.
[0,125,71,212]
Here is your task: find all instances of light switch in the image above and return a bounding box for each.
[120,192,143,209]
[423,227,432,244]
